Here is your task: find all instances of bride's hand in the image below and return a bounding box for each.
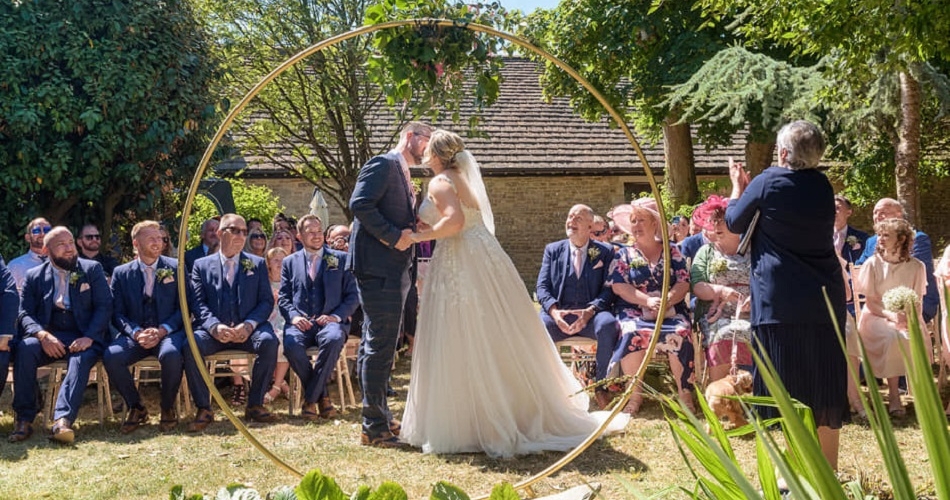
[416,221,432,232]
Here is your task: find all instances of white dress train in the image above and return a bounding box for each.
[401,175,626,458]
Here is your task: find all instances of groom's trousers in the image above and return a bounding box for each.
[356,270,410,437]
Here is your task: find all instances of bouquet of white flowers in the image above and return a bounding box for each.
[882,286,918,313]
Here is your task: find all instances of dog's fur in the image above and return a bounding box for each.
[704,370,753,431]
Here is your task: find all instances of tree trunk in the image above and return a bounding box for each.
[43,195,79,225]
[745,140,775,176]
[662,120,698,207]
[895,71,922,226]
[101,187,125,259]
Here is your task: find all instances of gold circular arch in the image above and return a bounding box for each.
[176,18,673,499]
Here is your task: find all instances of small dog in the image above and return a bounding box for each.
[704,370,754,431]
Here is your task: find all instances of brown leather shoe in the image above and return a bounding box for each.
[50,418,75,444]
[8,420,33,443]
[389,418,402,437]
[120,406,149,434]
[187,408,214,433]
[158,408,178,432]
[300,402,320,422]
[360,430,407,449]
[318,397,338,419]
[594,389,613,410]
[246,405,278,423]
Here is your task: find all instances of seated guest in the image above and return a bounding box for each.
[185,214,279,431]
[833,194,869,264]
[669,215,689,244]
[264,246,291,404]
[247,218,265,234]
[606,198,694,414]
[279,215,360,419]
[537,204,618,408]
[325,224,351,251]
[591,215,610,244]
[267,229,296,257]
[9,227,112,443]
[244,228,268,258]
[855,218,928,418]
[159,224,177,258]
[76,223,119,279]
[8,217,51,291]
[183,217,220,273]
[856,198,938,323]
[689,196,752,383]
[677,228,708,262]
[103,221,187,433]
[934,245,950,417]
[0,255,17,401]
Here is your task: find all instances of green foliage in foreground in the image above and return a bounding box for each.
[646,291,950,499]
[171,470,523,500]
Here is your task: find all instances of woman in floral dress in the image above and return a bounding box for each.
[607,197,694,414]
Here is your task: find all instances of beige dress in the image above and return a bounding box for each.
[855,255,927,378]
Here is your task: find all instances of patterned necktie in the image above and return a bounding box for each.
[225,259,235,286]
[55,270,68,309]
[143,265,155,297]
[574,248,583,278]
[308,253,319,281]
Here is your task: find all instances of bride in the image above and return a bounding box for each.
[400,130,627,457]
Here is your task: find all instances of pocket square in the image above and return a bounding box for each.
[79,283,91,292]
[162,277,174,284]
[246,271,254,277]
[592,261,604,270]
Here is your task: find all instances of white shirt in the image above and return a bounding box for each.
[8,249,45,291]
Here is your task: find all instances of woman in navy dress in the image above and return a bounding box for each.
[724,120,847,469]
[606,197,694,415]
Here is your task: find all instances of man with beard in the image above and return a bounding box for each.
[8,217,51,291]
[9,227,112,443]
[76,223,119,279]
[348,121,431,447]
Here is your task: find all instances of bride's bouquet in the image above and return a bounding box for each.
[882,286,918,314]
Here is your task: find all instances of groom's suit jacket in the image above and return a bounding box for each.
[190,252,274,333]
[19,258,112,348]
[536,239,616,314]
[278,247,360,328]
[110,255,184,337]
[347,151,415,278]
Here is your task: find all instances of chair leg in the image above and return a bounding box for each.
[288,373,299,416]
[44,368,65,428]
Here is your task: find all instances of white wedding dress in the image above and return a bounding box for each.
[401,172,626,458]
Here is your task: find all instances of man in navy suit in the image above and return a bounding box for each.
[855,197,938,322]
[833,194,870,264]
[0,255,17,402]
[185,213,279,431]
[280,215,359,420]
[9,227,112,443]
[348,121,432,447]
[537,205,619,408]
[183,217,220,274]
[103,220,187,433]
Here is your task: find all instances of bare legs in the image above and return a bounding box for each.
[619,349,695,414]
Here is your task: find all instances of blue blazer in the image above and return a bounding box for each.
[19,258,113,347]
[0,256,18,336]
[111,256,184,337]
[840,225,870,264]
[190,252,274,332]
[278,247,360,327]
[536,239,616,314]
[856,231,938,321]
[347,152,415,278]
[183,245,208,274]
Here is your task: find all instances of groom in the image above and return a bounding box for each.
[348,121,433,447]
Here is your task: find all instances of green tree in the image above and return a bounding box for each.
[194,0,507,219]
[697,0,950,225]
[0,0,220,258]
[522,0,736,206]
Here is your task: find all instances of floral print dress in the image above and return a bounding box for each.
[606,243,693,389]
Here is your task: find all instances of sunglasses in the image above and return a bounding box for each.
[31,225,52,235]
[592,229,607,237]
[82,234,101,240]
[249,233,267,240]
[222,226,248,236]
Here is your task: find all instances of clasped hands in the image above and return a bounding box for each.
[551,307,595,335]
[212,323,252,344]
[133,326,169,349]
[37,330,93,358]
[291,315,339,332]
[704,286,751,322]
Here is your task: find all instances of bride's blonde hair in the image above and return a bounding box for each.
[424,130,466,170]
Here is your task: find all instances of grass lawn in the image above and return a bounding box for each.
[0,356,943,499]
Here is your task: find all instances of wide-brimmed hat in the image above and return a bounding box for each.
[611,197,662,240]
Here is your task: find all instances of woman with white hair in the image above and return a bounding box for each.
[725,120,848,469]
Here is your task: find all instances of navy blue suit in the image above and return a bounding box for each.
[536,239,618,380]
[279,247,359,404]
[839,225,870,264]
[0,256,17,399]
[15,258,112,423]
[186,252,277,409]
[348,151,416,436]
[183,245,209,274]
[103,256,186,412]
[677,233,708,261]
[856,231,938,322]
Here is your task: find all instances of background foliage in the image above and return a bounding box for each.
[182,176,284,251]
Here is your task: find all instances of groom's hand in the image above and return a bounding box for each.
[395,229,414,251]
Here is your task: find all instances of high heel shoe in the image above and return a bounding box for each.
[264,385,281,405]
[623,395,643,415]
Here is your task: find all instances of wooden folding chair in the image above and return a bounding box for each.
[131,356,192,417]
[287,346,356,415]
[43,361,113,427]
[555,337,597,386]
